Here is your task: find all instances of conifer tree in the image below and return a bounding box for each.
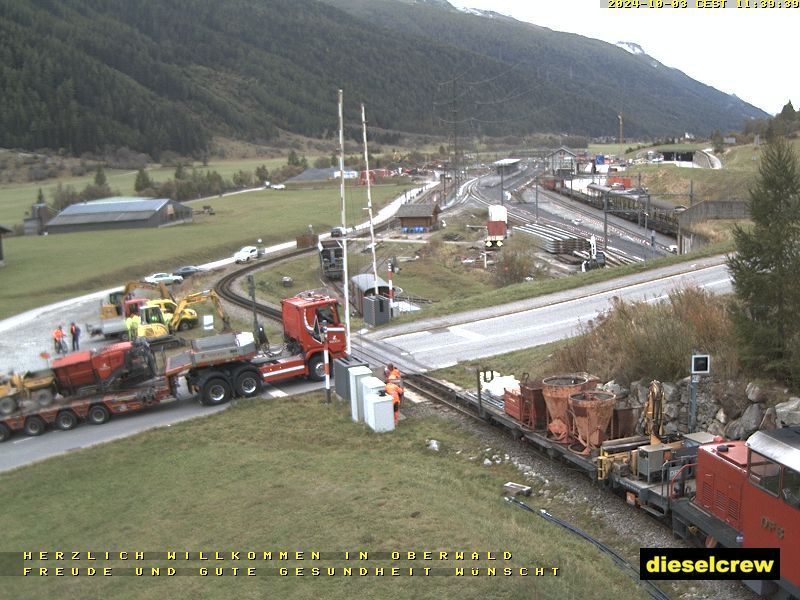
[727,138,800,383]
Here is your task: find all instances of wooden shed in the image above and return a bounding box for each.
[397,203,440,232]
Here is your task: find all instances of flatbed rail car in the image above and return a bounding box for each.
[451,388,690,515]
[443,383,799,599]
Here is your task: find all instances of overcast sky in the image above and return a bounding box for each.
[449,0,797,116]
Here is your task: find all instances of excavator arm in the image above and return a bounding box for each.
[121,281,174,302]
[170,290,231,332]
[645,380,666,444]
[103,282,175,318]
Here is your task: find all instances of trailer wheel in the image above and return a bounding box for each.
[87,404,110,425]
[55,410,78,431]
[307,355,325,382]
[234,369,262,398]
[0,423,11,442]
[23,416,46,437]
[0,396,17,415]
[200,378,232,406]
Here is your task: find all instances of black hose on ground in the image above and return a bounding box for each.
[504,496,671,600]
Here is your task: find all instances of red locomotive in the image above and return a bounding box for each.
[672,428,799,598]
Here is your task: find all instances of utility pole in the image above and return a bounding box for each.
[337,89,351,355]
[534,178,539,222]
[603,190,609,251]
[500,167,505,206]
[361,104,380,297]
[450,77,460,202]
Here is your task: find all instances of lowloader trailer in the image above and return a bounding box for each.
[0,333,260,442]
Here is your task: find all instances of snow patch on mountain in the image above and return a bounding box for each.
[616,41,646,55]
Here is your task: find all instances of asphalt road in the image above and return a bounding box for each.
[0,378,326,473]
[373,259,731,370]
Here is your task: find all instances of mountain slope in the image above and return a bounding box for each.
[0,0,767,157]
[324,0,765,138]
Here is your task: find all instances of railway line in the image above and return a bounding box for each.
[215,248,310,320]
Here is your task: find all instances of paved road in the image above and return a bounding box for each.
[372,259,731,369]
[0,378,325,473]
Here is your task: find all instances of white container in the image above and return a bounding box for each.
[364,392,395,433]
[488,205,507,223]
[348,366,374,422]
[359,376,386,423]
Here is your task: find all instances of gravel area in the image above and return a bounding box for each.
[404,399,759,600]
[0,295,109,373]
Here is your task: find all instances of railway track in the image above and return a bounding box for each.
[536,187,672,253]
[215,247,313,320]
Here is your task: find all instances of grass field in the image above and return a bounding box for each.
[588,142,709,159]
[251,233,733,336]
[623,162,755,203]
[253,236,496,308]
[0,157,294,226]
[0,392,655,600]
[0,183,412,319]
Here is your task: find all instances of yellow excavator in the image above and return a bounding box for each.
[136,290,231,343]
[100,281,173,320]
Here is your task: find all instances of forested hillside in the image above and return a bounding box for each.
[0,0,767,157]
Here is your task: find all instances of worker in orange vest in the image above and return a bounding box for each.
[52,325,66,354]
[385,381,403,425]
[385,363,403,407]
[385,362,401,384]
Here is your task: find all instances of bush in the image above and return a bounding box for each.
[493,237,546,286]
[552,288,738,383]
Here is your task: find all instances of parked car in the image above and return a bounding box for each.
[270,183,286,190]
[172,266,206,279]
[143,272,183,285]
[234,246,260,263]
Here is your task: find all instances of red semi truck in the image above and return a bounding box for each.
[0,291,348,442]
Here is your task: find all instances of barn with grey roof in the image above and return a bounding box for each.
[46,197,193,234]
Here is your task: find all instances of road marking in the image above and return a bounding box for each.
[267,389,288,398]
[12,437,33,444]
[449,327,485,341]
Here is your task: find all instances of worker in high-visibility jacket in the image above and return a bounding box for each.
[385,363,401,384]
[385,381,403,425]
